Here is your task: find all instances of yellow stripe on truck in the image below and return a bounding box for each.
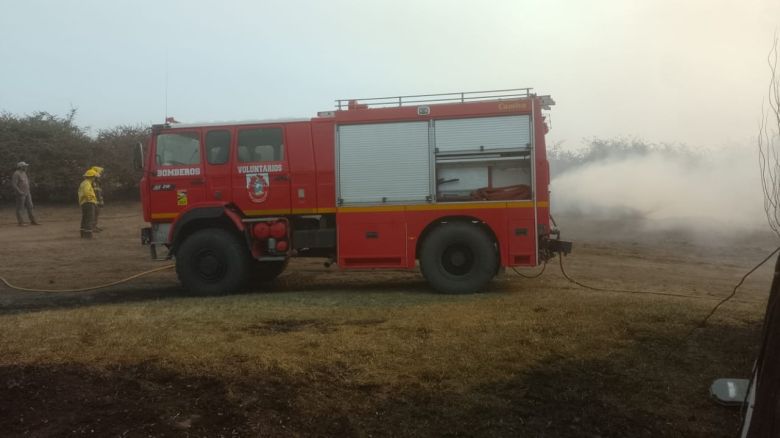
[337,201,549,214]
[152,202,547,220]
[151,213,178,220]
[245,207,338,216]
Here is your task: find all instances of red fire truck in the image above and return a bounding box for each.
[138,88,571,294]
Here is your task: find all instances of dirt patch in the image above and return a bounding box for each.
[245,319,333,335]
[0,363,258,437]
[0,336,750,438]
[342,318,387,327]
[244,318,386,335]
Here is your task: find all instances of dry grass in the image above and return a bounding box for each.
[0,203,774,436]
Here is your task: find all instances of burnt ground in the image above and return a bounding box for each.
[0,203,776,437]
[0,328,758,438]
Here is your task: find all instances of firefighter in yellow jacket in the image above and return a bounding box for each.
[89,166,105,232]
[79,169,99,239]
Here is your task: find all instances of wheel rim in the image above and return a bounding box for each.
[441,244,475,276]
[194,249,226,282]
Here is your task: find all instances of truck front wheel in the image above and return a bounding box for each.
[419,222,498,294]
[175,228,249,294]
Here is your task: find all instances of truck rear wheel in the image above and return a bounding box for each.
[419,222,498,294]
[175,228,249,294]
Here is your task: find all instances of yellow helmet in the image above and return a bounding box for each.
[84,169,98,177]
[89,166,104,176]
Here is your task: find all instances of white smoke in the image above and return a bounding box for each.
[550,141,770,239]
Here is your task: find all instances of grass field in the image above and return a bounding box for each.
[0,202,775,436]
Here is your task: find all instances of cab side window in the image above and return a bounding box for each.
[156,132,201,166]
[237,128,283,162]
[205,130,231,165]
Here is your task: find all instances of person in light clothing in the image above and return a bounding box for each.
[78,169,99,239]
[11,161,39,226]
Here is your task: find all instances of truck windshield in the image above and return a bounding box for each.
[156,132,200,167]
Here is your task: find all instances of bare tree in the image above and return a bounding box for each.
[745,32,780,438]
[758,33,780,237]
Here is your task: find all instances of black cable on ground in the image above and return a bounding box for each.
[551,243,780,384]
[698,247,780,328]
[556,253,727,301]
[553,244,780,352]
[512,261,547,279]
[662,246,780,361]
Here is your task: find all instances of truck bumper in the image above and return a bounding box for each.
[539,236,573,263]
[545,238,572,255]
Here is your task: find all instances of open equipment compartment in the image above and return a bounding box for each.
[433,115,533,202]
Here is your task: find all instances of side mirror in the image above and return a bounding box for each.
[133,142,144,170]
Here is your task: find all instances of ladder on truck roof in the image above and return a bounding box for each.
[335,88,555,110]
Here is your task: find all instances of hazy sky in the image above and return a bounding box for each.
[1,0,778,149]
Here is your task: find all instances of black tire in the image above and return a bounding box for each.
[419,222,499,294]
[249,259,289,283]
[175,228,250,294]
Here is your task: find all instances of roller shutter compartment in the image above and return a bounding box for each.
[337,121,431,205]
[434,115,531,153]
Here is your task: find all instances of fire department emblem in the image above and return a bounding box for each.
[176,189,188,206]
[246,173,269,203]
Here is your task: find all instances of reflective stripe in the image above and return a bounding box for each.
[337,201,548,214]
[150,202,543,219]
[151,213,178,220]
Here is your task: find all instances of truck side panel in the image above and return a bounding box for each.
[310,121,337,211]
[336,202,541,269]
[285,123,319,214]
[337,210,408,268]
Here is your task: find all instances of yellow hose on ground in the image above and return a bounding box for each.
[1,214,140,226]
[0,265,174,293]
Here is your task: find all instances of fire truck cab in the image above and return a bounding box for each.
[139,89,570,294]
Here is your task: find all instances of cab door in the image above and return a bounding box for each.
[203,128,233,203]
[149,129,206,219]
[232,125,291,215]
